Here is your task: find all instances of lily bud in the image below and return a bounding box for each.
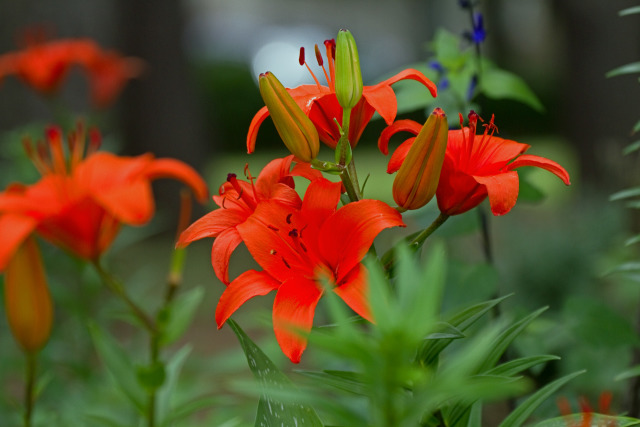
[4,236,53,353]
[258,72,319,162]
[335,29,363,110]
[393,108,448,211]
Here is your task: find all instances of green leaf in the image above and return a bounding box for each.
[610,187,640,201]
[486,355,560,378]
[534,414,640,426]
[161,395,221,426]
[619,6,640,16]
[296,370,366,395]
[85,413,136,427]
[417,294,511,366]
[499,370,585,427]
[616,364,640,381]
[227,319,323,427]
[88,322,145,413]
[136,361,166,392]
[633,119,640,134]
[477,307,548,373]
[479,68,545,112]
[627,234,640,246]
[607,62,640,77]
[623,140,640,155]
[424,322,465,340]
[158,286,205,346]
[157,345,193,425]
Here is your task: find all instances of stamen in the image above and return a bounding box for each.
[299,241,308,252]
[87,127,101,156]
[286,213,293,224]
[270,249,277,255]
[288,229,299,238]
[46,126,67,175]
[267,225,279,232]
[22,138,49,176]
[300,46,322,88]
[315,44,331,85]
[299,224,308,238]
[324,39,336,91]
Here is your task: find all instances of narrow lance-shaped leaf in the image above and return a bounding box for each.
[498,370,585,427]
[227,319,323,427]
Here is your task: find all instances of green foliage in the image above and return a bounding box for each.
[227,319,324,427]
[158,286,205,346]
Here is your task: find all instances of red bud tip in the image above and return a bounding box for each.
[432,107,445,117]
[298,47,305,66]
[314,44,323,66]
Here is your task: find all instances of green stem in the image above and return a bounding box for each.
[92,260,156,334]
[409,212,450,250]
[23,352,36,427]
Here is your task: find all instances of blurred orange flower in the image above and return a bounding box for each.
[0,124,207,269]
[0,37,142,107]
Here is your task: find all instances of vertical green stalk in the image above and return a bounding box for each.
[410,213,450,250]
[23,352,36,427]
[337,107,362,202]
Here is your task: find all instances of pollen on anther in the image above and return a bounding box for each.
[270,249,277,255]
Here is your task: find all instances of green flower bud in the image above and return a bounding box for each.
[259,72,319,162]
[335,29,363,110]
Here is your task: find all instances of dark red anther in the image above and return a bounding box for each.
[314,44,323,66]
[88,127,102,150]
[267,225,279,232]
[227,173,237,182]
[299,241,308,253]
[288,229,299,238]
[45,126,62,142]
[324,39,336,59]
[299,47,305,66]
[286,213,293,224]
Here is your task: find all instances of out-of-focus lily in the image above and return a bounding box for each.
[0,123,208,269]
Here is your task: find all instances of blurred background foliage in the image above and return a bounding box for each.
[0,0,640,425]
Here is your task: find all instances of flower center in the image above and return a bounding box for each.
[23,123,101,177]
[298,39,336,91]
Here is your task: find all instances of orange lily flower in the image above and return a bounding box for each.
[0,37,142,107]
[0,124,208,270]
[177,155,321,284]
[214,178,405,363]
[247,39,437,152]
[379,111,571,216]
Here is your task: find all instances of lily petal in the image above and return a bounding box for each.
[507,154,571,185]
[301,178,342,222]
[177,208,248,248]
[0,214,38,270]
[474,171,520,216]
[211,228,243,284]
[319,199,405,281]
[143,158,209,203]
[272,276,323,363]
[334,264,373,322]
[387,138,415,174]
[215,269,280,327]
[378,119,422,155]
[247,106,270,154]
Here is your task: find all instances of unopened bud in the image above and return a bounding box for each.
[392,108,448,211]
[4,236,53,353]
[258,72,319,162]
[335,29,363,110]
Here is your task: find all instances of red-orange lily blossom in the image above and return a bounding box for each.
[248,39,437,152]
[0,124,208,270]
[0,37,142,107]
[379,111,571,216]
[214,178,405,363]
[177,155,321,284]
